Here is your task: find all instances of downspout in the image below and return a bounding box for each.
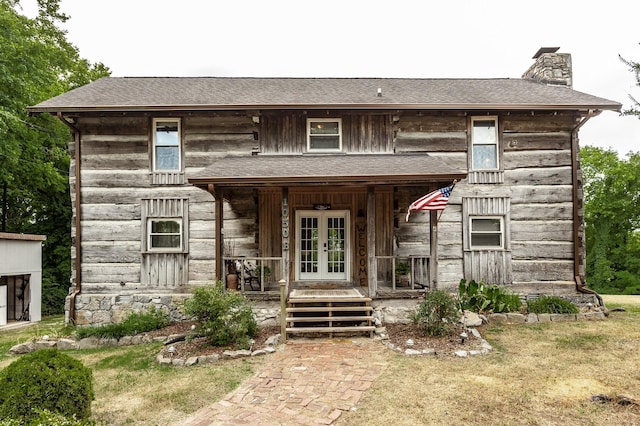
[571,109,604,307]
[57,112,82,324]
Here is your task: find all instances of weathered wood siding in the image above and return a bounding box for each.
[260,112,394,153]
[70,109,581,296]
[393,111,578,293]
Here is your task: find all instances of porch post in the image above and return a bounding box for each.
[281,187,290,294]
[430,209,438,289]
[367,186,377,297]
[214,186,224,282]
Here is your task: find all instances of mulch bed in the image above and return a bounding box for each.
[149,321,480,359]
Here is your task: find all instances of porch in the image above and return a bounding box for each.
[189,152,467,303]
[225,255,432,298]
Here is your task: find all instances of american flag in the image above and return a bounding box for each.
[405,183,456,222]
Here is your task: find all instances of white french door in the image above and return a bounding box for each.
[297,210,349,281]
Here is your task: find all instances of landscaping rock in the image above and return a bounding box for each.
[34,340,57,350]
[505,313,526,323]
[488,313,507,324]
[200,354,220,363]
[265,334,280,347]
[56,338,79,350]
[460,311,483,327]
[526,313,539,323]
[9,342,35,354]
[77,337,100,350]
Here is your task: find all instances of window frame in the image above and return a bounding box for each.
[147,217,183,252]
[470,116,499,171]
[469,216,504,250]
[152,118,182,172]
[306,118,342,152]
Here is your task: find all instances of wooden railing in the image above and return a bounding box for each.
[224,256,283,292]
[375,255,430,291]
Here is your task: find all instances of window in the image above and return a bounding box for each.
[148,218,182,251]
[471,117,498,170]
[153,118,181,171]
[307,118,342,152]
[470,217,503,249]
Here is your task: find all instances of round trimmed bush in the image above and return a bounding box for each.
[0,348,94,422]
[184,282,258,349]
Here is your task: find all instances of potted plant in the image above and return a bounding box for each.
[255,265,272,284]
[224,240,238,290]
[395,261,411,287]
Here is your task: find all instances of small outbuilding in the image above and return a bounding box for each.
[0,233,45,326]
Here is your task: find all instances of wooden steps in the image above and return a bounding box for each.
[285,289,375,338]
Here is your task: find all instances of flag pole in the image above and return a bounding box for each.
[435,179,458,225]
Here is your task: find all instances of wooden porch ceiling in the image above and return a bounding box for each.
[189,153,467,187]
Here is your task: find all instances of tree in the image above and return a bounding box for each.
[581,145,640,294]
[0,0,109,314]
[619,48,640,117]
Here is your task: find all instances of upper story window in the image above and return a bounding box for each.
[470,217,503,249]
[153,118,181,171]
[307,118,342,152]
[471,117,498,170]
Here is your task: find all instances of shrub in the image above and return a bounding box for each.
[0,349,94,423]
[0,409,93,425]
[527,296,579,314]
[411,290,460,337]
[75,306,170,340]
[458,279,522,313]
[183,282,258,349]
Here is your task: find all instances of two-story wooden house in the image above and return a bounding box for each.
[29,48,620,326]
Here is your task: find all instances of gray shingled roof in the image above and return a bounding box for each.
[29,77,621,113]
[188,153,467,186]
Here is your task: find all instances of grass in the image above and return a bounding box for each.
[0,317,266,424]
[1,295,639,425]
[339,295,640,426]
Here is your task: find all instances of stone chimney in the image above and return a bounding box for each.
[522,47,572,88]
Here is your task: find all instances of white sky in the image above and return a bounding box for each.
[22,0,640,156]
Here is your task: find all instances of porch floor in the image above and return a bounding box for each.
[289,288,364,299]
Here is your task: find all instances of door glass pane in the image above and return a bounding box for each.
[300,217,318,273]
[326,217,345,273]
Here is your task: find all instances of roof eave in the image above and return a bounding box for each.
[28,102,622,114]
[188,172,468,187]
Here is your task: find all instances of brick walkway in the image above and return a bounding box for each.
[182,337,387,425]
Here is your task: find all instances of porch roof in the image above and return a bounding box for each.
[188,153,467,187]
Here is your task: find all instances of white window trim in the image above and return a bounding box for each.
[147,218,183,252]
[469,216,504,250]
[470,116,499,171]
[152,118,182,172]
[306,118,342,152]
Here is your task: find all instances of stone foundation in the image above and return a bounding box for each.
[66,292,601,327]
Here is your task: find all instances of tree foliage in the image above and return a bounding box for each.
[619,49,640,117]
[0,0,109,314]
[582,145,640,294]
